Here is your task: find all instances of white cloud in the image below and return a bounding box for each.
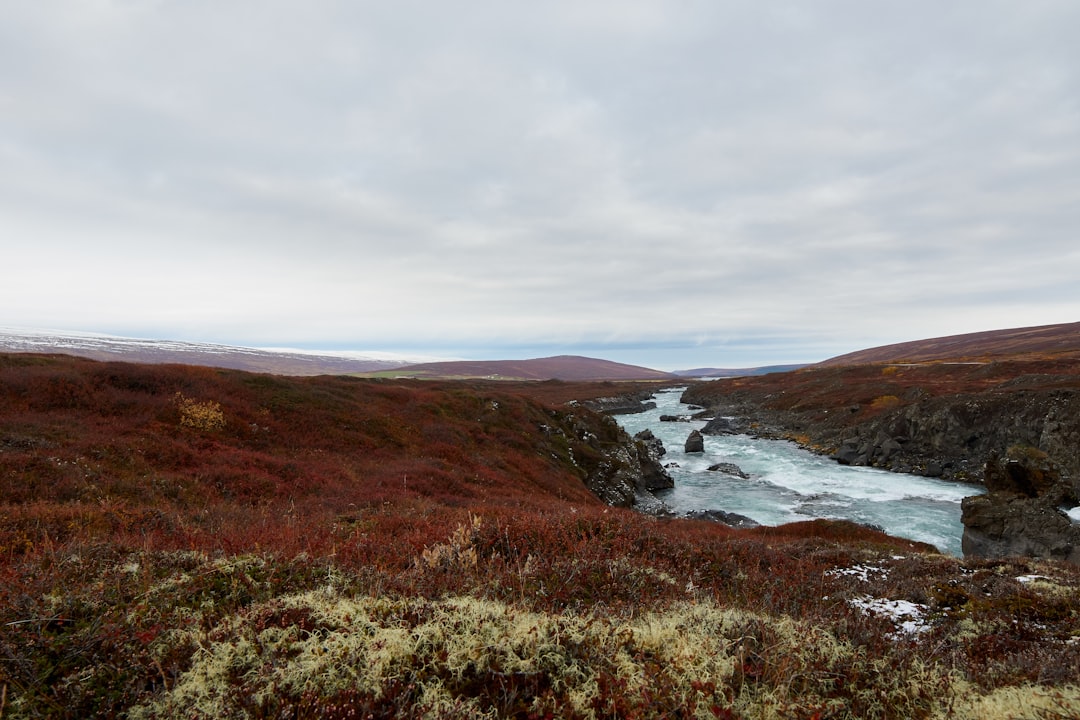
[2,1,1079,368]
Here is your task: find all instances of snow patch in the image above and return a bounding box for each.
[1016,575,1052,584]
[849,596,930,636]
[825,565,888,583]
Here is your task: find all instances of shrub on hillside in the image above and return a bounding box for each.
[173,392,226,432]
[870,394,901,411]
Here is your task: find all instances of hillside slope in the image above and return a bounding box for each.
[379,354,677,381]
[673,364,809,378]
[819,321,1080,366]
[0,354,643,523]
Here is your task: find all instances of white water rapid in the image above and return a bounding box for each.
[616,388,984,556]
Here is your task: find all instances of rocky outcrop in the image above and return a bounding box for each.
[690,379,1080,485]
[551,410,674,508]
[832,391,1080,482]
[635,429,666,460]
[634,430,674,491]
[684,429,705,453]
[681,509,760,528]
[831,435,906,470]
[961,448,1080,564]
[701,416,746,435]
[707,462,749,478]
[580,391,657,415]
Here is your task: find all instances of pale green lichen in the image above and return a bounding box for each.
[128,588,965,720]
[945,681,1080,720]
[124,558,1080,720]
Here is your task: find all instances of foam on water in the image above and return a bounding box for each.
[617,388,984,555]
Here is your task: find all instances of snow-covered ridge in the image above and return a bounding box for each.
[2,327,266,356]
[0,327,444,376]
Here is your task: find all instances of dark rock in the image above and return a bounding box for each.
[831,439,862,465]
[684,429,705,453]
[877,437,903,463]
[961,447,1080,565]
[634,429,666,459]
[552,411,673,507]
[581,392,657,415]
[634,429,674,491]
[983,448,1067,500]
[659,414,691,422]
[702,416,742,435]
[706,462,749,478]
[683,509,760,528]
[962,494,1080,565]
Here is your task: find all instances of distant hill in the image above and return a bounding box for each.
[673,364,809,378]
[817,321,1080,367]
[0,328,413,376]
[0,329,676,381]
[377,355,677,381]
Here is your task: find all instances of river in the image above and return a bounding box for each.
[615,387,983,556]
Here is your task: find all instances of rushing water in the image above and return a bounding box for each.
[616,388,984,556]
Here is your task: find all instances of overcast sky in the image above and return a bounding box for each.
[3,1,1079,369]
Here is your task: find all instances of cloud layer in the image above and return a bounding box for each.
[3,1,1079,368]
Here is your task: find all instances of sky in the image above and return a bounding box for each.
[2,1,1079,371]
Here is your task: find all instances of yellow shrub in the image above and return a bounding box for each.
[417,514,482,572]
[870,394,901,411]
[174,392,226,432]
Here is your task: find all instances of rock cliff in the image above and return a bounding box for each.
[961,447,1080,564]
[548,408,673,508]
[578,391,658,415]
[685,362,1080,484]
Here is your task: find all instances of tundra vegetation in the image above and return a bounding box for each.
[1,354,1078,718]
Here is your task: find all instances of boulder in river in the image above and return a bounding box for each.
[684,429,705,453]
[707,462,749,479]
[702,416,743,435]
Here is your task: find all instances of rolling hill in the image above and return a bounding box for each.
[376,354,677,381]
[672,363,809,378]
[817,321,1080,366]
